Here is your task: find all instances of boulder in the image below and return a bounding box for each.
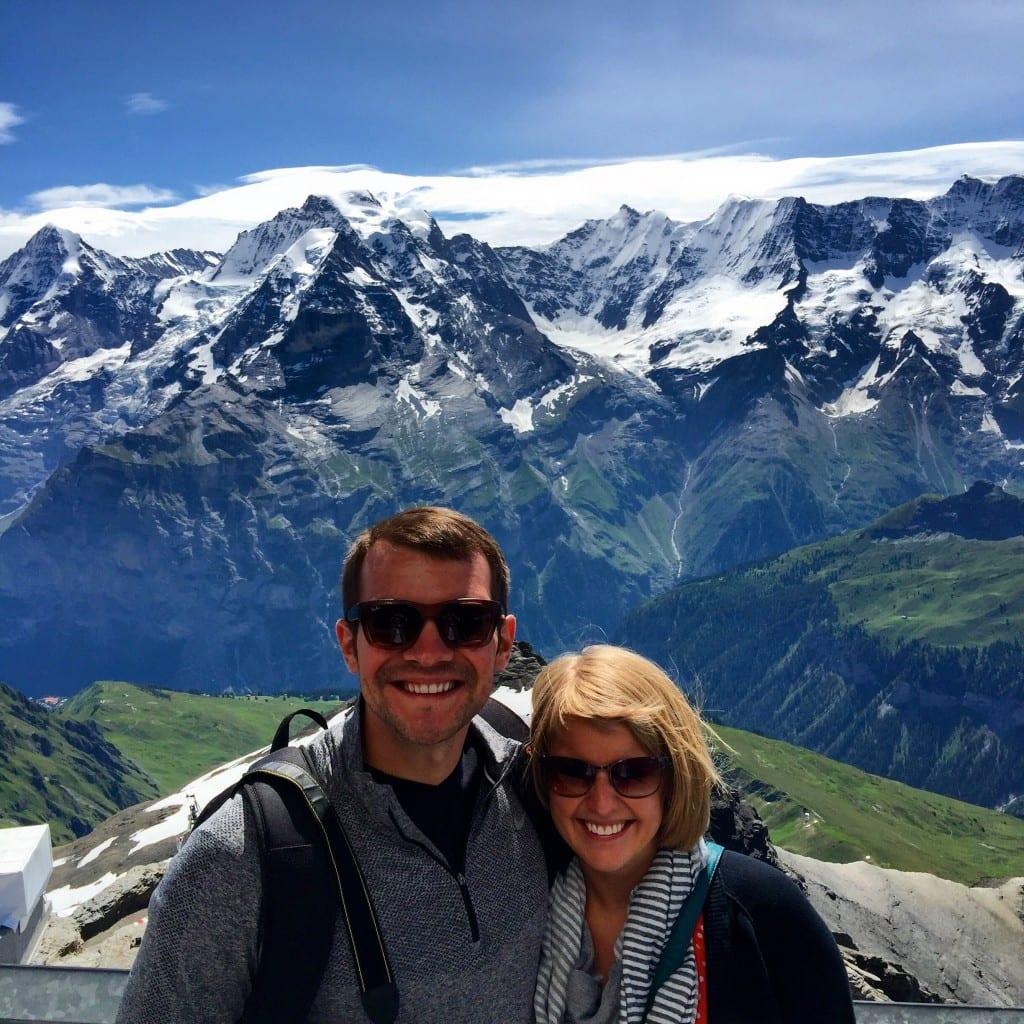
[72,862,168,941]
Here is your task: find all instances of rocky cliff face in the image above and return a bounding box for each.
[2,179,1024,695]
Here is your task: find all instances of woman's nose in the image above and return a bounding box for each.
[584,768,620,813]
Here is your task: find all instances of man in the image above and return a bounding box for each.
[116,507,549,1023]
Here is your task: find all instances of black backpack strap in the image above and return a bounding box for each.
[479,696,571,884]
[243,750,399,1024]
[240,752,337,1024]
[271,708,329,751]
[194,710,398,1024]
[479,695,529,742]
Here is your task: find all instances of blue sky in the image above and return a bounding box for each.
[1,0,1023,254]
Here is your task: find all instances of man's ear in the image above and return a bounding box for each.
[495,613,516,672]
[336,619,360,675]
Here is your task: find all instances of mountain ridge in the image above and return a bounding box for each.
[2,176,1024,694]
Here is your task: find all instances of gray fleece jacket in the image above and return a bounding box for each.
[115,705,548,1024]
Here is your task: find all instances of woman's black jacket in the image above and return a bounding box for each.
[704,851,855,1024]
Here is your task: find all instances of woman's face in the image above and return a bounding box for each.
[545,717,664,886]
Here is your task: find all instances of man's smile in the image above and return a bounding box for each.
[395,679,462,695]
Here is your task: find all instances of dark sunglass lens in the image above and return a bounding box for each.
[454,602,497,643]
[364,604,422,649]
[611,757,664,797]
[439,603,497,646]
[543,757,594,796]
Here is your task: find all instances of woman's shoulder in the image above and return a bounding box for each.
[713,849,809,915]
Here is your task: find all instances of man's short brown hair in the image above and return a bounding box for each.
[341,507,510,611]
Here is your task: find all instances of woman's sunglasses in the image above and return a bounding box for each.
[344,599,505,650]
[538,754,669,798]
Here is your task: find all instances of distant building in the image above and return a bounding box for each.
[0,824,53,964]
[31,695,64,709]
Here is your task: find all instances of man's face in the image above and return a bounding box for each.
[336,542,516,749]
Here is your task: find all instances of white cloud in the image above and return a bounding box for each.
[1,140,1023,260]
[0,102,25,144]
[29,183,179,211]
[125,92,169,115]
[452,142,773,177]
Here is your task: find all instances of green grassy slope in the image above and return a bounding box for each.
[60,682,344,795]
[709,723,1024,885]
[787,532,1024,647]
[0,683,159,843]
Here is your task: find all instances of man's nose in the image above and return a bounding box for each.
[402,617,453,664]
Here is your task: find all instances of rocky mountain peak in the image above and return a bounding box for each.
[0,225,82,312]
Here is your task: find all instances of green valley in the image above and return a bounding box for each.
[59,682,345,795]
[0,683,159,843]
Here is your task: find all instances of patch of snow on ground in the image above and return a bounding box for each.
[951,380,987,397]
[940,231,1024,298]
[530,274,785,376]
[282,228,336,277]
[796,260,874,347]
[499,398,535,434]
[187,340,221,386]
[876,270,969,351]
[77,837,116,869]
[490,686,532,721]
[127,753,259,855]
[981,412,1003,434]
[393,288,441,335]
[954,342,987,378]
[346,266,375,287]
[396,377,442,418]
[156,273,254,325]
[823,357,881,417]
[57,344,131,383]
[539,377,582,409]
[645,276,785,371]
[47,871,121,918]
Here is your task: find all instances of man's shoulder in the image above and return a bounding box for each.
[295,703,358,784]
[471,700,528,772]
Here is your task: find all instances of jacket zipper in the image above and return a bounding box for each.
[454,871,481,942]
[385,746,520,944]
[389,809,482,942]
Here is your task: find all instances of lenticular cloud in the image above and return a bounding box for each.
[3,140,1024,259]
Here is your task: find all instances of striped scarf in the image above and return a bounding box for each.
[535,843,708,1024]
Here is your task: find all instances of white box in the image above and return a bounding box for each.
[0,824,53,931]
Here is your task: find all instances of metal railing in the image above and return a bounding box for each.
[1,965,1022,1023]
[0,965,127,1024]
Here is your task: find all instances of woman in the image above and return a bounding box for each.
[530,645,854,1024]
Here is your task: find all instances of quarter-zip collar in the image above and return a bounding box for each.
[324,697,524,834]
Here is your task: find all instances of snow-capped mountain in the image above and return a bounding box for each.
[1,176,1023,694]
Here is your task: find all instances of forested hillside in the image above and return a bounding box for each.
[622,483,1024,811]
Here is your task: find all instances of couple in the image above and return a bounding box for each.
[117,507,853,1023]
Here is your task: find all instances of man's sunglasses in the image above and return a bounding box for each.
[344,599,505,650]
[538,754,669,798]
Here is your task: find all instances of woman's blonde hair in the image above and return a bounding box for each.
[530,644,720,851]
